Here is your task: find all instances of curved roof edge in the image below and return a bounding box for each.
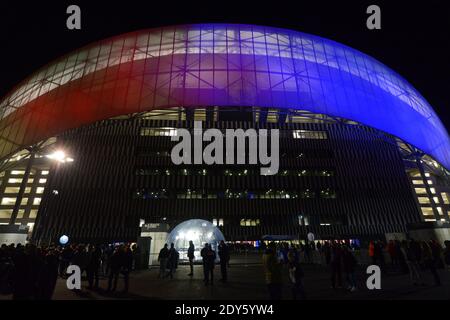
[0,23,449,168]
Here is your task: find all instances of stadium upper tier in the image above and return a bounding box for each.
[1,24,449,168]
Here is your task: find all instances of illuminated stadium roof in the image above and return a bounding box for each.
[1,24,449,168]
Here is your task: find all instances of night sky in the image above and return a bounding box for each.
[1,1,449,130]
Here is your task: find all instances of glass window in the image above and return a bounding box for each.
[414,188,427,194]
[433,197,440,204]
[33,198,41,205]
[11,170,25,175]
[412,180,423,185]
[29,209,38,218]
[430,188,436,194]
[421,207,434,216]
[4,187,31,194]
[41,170,49,175]
[441,192,450,204]
[39,179,47,184]
[293,130,327,139]
[36,187,45,194]
[140,127,178,136]
[417,197,431,204]
[0,209,12,218]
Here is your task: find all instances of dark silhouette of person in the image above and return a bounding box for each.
[36,247,59,299]
[86,244,102,290]
[107,245,123,292]
[187,240,195,276]
[330,241,343,289]
[218,240,230,282]
[121,245,133,293]
[201,243,216,285]
[287,249,306,299]
[158,244,169,278]
[262,242,283,300]
[167,243,179,279]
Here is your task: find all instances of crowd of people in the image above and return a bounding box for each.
[261,239,450,300]
[157,240,230,285]
[1,238,449,300]
[0,242,136,300]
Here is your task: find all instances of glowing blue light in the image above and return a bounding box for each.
[59,235,69,245]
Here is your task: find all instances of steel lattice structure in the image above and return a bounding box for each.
[1,24,449,168]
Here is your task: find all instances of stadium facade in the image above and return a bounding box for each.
[0,24,449,244]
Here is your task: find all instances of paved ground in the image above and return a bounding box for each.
[1,253,450,300]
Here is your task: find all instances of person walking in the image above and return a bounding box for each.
[287,249,306,299]
[107,245,123,292]
[420,241,441,286]
[167,243,179,279]
[330,241,343,289]
[401,240,423,286]
[342,245,357,292]
[201,243,216,285]
[187,241,195,277]
[262,242,283,299]
[121,245,133,293]
[86,245,102,290]
[157,244,169,278]
[218,240,230,282]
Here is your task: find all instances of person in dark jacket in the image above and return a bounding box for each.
[121,245,133,293]
[201,243,216,285]
[287,249,306,299]
[36,247,59,300]
[86,245,102,290]
[107,245,123,292]
[158,244,169,278]
[218,240,230,282]
[167,243,179,279]
[342,245,357,292]
[330,241,342,289]
[187,241,195,276]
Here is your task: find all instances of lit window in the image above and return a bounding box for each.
[414,188,427,194]
[424,218,436,222]
[4,187,31,194]
[218,218,224,226]
[441,192,450,204]
[0,209,12,218]
[39,179,47,184]
[33,198,41,205]
[437,207,443,215]
[140,127,178,137]
[212,219,217,226]
[417,197,431,204]
[27,223,35,232]
[29,209,38,218]
[421,207,434,216]
[433,197,440,204]
[11,170,25,175]
[41,170,49,175]
[1,197,16,205]
[240,219,260,227]
[430,188,436,194]
[424,173,431,177]
[36,187,45,194]
[8,178,22,184]
[293,130,327,139]
[427,180,433,185]
[412,180,423,185]
[1,197,28,205]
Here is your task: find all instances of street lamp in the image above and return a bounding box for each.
[45,150,74,163]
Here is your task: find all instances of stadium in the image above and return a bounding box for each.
[0,24,449,245]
